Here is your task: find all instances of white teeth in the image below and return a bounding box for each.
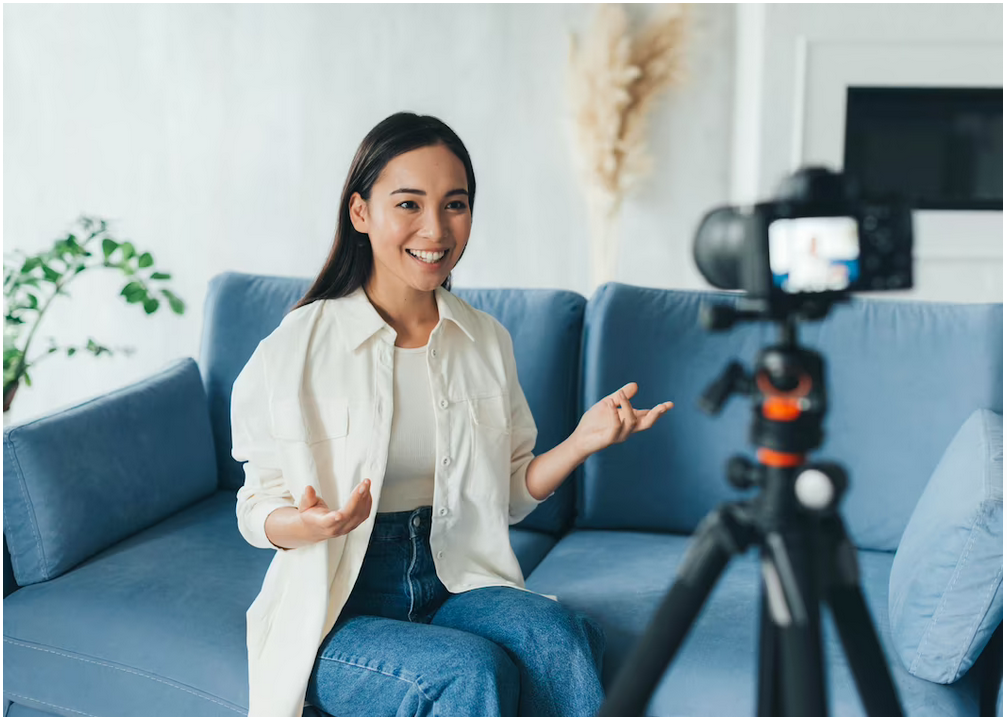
[407,249,446,263]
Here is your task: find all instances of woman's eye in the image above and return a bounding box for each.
[397,200,468,211]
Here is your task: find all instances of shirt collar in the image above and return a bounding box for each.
[334,284,476,352]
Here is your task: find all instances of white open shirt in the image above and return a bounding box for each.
[230,284,556,716]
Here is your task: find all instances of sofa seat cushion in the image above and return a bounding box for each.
[525,529,985,716]
[3,491,260,717]
[2,488,561,717]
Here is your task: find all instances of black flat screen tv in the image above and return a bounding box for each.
[844,87,1002,211]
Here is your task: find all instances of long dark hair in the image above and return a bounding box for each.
[291,112,476,312]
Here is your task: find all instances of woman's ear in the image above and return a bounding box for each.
[348,192,369,234]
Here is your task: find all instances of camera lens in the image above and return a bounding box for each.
[693,206,747,290]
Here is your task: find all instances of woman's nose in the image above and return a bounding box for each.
[420,209,447,240]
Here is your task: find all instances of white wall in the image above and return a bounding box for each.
[3,3,735,424]
[2,4,1000,425]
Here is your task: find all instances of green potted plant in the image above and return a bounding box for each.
[3,215,186,417]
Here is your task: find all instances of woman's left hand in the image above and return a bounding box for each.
[571,382,673,458]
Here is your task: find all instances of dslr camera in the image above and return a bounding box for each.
[693,166,913,320]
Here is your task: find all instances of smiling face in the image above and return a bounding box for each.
[349,143,472,298]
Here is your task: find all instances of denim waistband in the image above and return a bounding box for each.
[371,505,432,540]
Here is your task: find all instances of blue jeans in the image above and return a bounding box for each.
[306,505,606,716]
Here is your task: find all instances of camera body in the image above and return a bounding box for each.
[694,167,913,319]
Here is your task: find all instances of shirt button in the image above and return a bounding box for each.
[439,399,449,409]
[431,348,438,357]
[437,551,444,559]
[439,507,448,516]
[441,456,451,466]
[411,516,421,528]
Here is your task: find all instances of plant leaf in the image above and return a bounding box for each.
[41,264,61,283]
[161,289,186,314]
[121,281,145,303]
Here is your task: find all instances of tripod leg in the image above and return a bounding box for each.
[770,527,828,716]
[773,527,829,716]
[598,506,754,716]
[757,586,781,716]
[821,517,904,716]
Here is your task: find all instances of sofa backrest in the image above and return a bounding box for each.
[575,282,1003,552]
[200,271,584,536]
[200,272,308,493]
[3,359,217,586]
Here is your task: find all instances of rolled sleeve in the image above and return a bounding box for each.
[509,424,543,524]
[231,345,297,551]
[497,322,554,525]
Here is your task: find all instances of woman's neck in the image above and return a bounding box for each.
[363,280,439,336]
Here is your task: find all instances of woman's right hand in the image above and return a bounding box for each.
[298,480,372,542]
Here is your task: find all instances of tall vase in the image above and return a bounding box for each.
[588,188,622,290]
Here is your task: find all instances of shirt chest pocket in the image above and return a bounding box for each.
[467,393,511,433]
[271,396,349,445]
[467,393,512,480]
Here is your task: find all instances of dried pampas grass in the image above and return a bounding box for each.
[566,3,690,288]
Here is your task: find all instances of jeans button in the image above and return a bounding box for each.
[411,516,421,528]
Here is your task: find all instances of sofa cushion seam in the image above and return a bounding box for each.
[3,689,93,716]
[3,636,244,713]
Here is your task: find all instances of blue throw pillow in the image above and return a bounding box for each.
[889,408,1003,684]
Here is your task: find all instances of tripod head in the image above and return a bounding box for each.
[698,302,847,513]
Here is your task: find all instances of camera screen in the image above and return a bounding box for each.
[768,216,860,294]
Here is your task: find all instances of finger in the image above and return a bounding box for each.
[353,490,374,529]
[299,485,318,511]
[608,396,622,425]
[341,479,371,516]
[618,390,637,435]
[633,401,673,420]
[332,482,372,534]
[637,406,663,431]
[608,381,638,401]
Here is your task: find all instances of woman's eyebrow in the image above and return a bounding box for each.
[390,188,469,198]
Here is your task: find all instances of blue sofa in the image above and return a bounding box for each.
[4,271,1002,716]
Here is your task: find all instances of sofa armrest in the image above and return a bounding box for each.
[2,358,218,587]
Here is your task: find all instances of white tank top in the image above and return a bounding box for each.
[376,342,436,512]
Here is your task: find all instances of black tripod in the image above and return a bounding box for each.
[599,305,904,716]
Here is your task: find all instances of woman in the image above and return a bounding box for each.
[233,111,673,716]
